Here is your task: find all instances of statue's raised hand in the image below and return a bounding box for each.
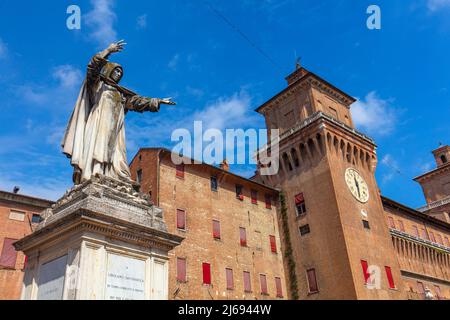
[159,97,176,106]
[107,40,126,54]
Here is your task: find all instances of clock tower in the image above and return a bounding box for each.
[253,67,405,299]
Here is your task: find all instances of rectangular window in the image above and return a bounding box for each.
[269,235,277,253]
[243,271,251,292]
[421,228,429,240]
[177,257,187,282]
[385,266,395,289]
[239,227,247,247]
[0,238,18,269]
[236,185,243,200]
[417,281,425,294]
[176,164,185,179]
[307,269,318,293]
[429,232,436,243]
[445,237,450,247]
[251,190,258,204]
[31,214,41,224]
[226,268,234,290]
[9,210,25,222]
[255,231,262,250]
[435,285,442,299]
[136,169,142,183]
[213,220,221,240]
[275,277,283,298]
[413,225,419,237]
[436,234,443,245]
[388,217,396,229]
[295,193,306,216]
[398,220,405,232]
[362,220,370,229]
[176,209,186,230]
[265,194,272,209]
[202,262,211,285]
[299,224,310,236]
[361,260,369,284]
[210,176,218,191]
[259,274,268,295]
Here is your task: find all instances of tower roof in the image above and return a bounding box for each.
[255,66,356,114]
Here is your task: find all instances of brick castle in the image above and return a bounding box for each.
[0,66,449,300]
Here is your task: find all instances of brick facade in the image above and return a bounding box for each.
[0,191,53,300]
[130,149,287,300]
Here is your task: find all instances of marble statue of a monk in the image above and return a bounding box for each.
[62,40,175,185]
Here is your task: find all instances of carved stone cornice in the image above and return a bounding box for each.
[14,176,183,253]
[414,163,450,183]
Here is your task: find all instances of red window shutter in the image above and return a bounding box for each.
[213,220,221,239]
[176,209,186,230]
[226,268,233,289]
[269,235,277,253]
[202,262,211,285]
[388,217,395,229]
[176,164,184,178]
[417,281,425,294]
[177,257,186,282]
[294,193,304,205]
[243,271,251,292]
[275,277,283,297]
[361,260,369,284]
[429,232,436,243]
[251,190,257,204]
[265,194,272,209]
[421,229,429,240]
[307,269,318,293]
[436,234,443,245]
[259,274,268,294]
[385,266,395,289]
[0,238,18,269]
[398,220,405,232]
[434,285,442,299]
[239,227,247,247]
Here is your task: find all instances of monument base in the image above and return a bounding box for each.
[14,175,183,300]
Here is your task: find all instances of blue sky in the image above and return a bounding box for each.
[0,0,449,208]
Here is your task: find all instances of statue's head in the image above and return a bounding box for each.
[101,62,123,84]
[111,67,123,83]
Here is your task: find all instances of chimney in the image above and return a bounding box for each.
[13,186,20,194]
[220,159,230,172]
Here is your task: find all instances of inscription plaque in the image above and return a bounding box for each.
[105,253,146,300]
[37,255,68,300]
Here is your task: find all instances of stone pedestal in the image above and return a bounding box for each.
[14,175,183,300]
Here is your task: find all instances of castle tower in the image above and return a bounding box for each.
[415,144,450,223]
[254,67,405,299]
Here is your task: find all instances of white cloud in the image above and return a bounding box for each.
[52,65,83,89]
[427,0,450,11]
[351,91,398,136]
[136,14,148,29]
[193,91,252,131]
[85,0,117,48]
[186,86,204,98]
[0,38,7,59]
[380,154,401,184]
[168,54,180,71]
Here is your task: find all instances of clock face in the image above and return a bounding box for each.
[345,168,369,203]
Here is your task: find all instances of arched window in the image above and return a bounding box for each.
[440,155,448,164]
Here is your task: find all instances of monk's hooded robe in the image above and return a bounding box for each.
[62,51,161,184]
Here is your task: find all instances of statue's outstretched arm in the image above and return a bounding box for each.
[87,40,126,84]
[126,95,176,113]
